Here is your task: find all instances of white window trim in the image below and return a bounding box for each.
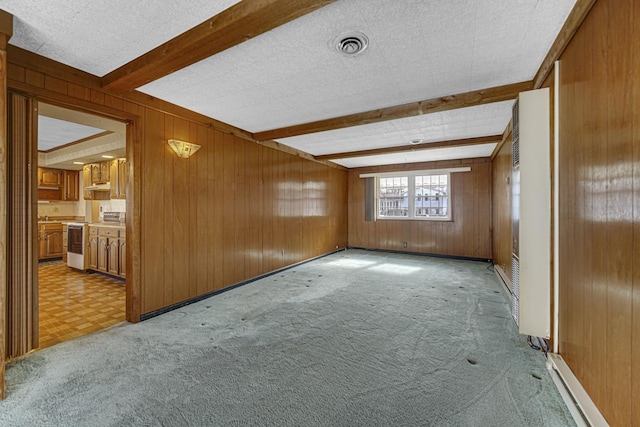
[360,167,470,221]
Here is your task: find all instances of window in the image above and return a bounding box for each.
[414,174,448,219]
[361,167,468,222]
[378,173,449,220]
[378,176,408,217]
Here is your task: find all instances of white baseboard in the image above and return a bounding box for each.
[547,353,609,427]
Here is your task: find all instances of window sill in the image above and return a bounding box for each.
[376,217,453,222]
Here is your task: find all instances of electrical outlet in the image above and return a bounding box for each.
[403,242,408,248]
[281,249,285,257]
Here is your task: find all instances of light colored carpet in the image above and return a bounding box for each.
[0,250,574,426]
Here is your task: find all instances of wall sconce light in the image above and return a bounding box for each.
[168,139,201,158]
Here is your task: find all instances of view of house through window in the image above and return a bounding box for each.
[378,176,409,217]
[378,173,450,220]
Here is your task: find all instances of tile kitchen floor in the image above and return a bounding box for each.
[38,260,126,350]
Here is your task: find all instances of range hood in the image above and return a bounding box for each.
[85,182,111,191]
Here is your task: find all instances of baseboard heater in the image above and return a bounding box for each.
[546,354,609,427]
[492,264,513,299]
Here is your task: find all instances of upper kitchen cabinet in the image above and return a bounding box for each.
[37,167,79,201]
[91,162,110,184]
[38,168,63,187]
[109,159,127,199]
[82,162,111,200]
[83,165,93,200]
[63,170,80,201]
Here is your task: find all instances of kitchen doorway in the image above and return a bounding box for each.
[36,103,128,350]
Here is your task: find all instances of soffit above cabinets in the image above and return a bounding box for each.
[37,103,126,170]
[2,0,577,168]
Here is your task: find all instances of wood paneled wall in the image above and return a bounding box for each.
[6,48,348,321]
[555,0,639,424]
[491,136,513,285]
[348,159,491,259]
[141,111,347,313]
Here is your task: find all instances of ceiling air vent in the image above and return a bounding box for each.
[335,32,369,56]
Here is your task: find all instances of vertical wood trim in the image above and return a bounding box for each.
[124,102,143,322]
[0,33,8,400]
[632,0,640,422]
[6,92,38,360]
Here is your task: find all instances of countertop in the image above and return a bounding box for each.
[37,220,125,230]
[89,222,126,230]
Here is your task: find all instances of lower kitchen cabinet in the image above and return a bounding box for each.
[118,238,126,278]
[38,223,64,260]
[87,225,125,279]
[107,239,119,276]
[62,224,68,262]
[88,228,99,270]
[97,234,108,273]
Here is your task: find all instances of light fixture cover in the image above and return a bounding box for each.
[168,139,201,158]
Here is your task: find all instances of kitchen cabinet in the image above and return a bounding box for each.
[62,224,68,262]
[38,167,79,201]
[109,158,127,199]
[118,237,126,278]
[38,223,64,260]
[88,227,99,270]
[88,225,125,278]
[63,170,80,201]
[90,162,110,184]
[38,168,63,187]
[83,165,93,200]
[83,164,110,201]
[97,234,108,273]
[107,239,119,276]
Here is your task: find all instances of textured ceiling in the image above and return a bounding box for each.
[139,0,574,132]
[38,116,105,151]
[3,0,576,168]
[277,101,513,156]
[0,0,241,76]
[335,144,498,168]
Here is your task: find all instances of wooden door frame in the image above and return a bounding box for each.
[3,90,142,360]
[0,11,12,401]
[28,96,142,324]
